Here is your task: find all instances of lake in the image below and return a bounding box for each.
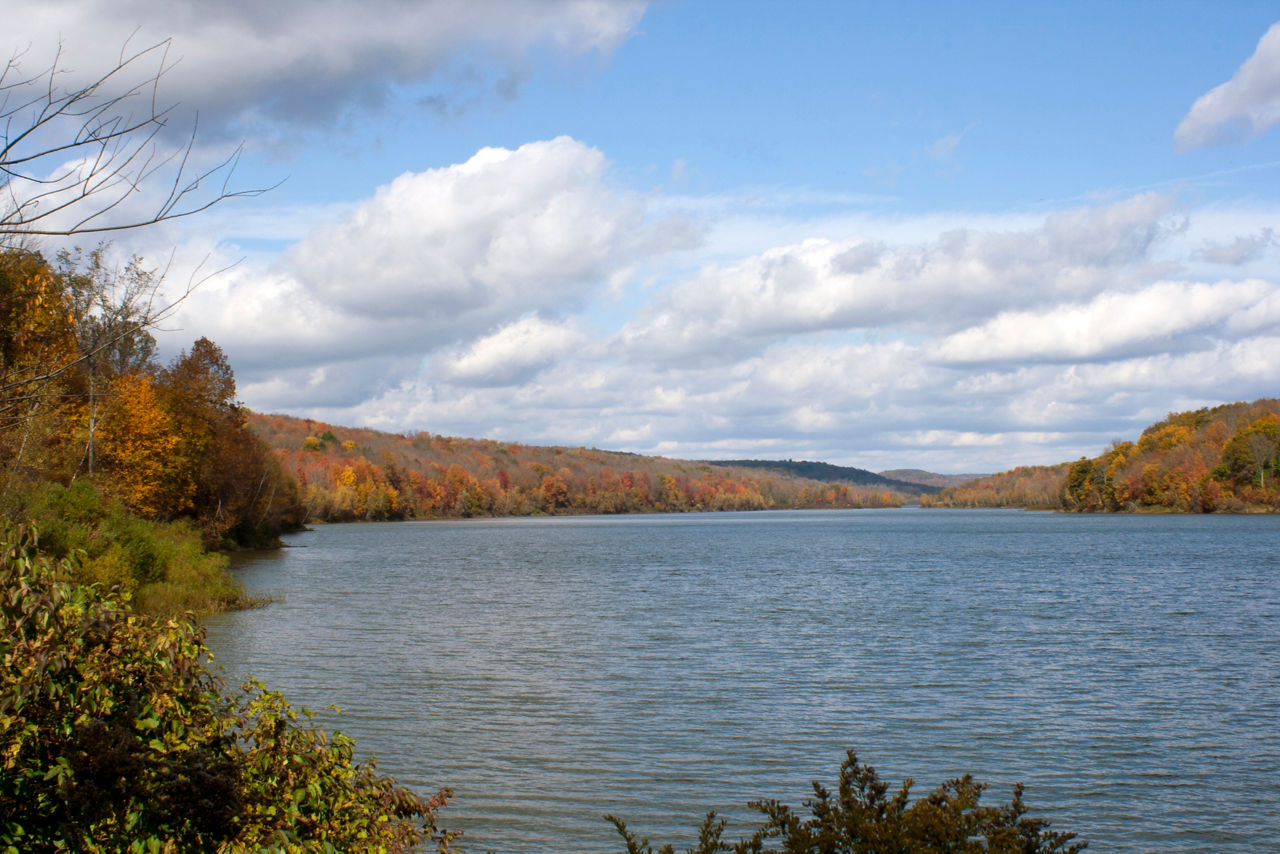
[203,509,1280,852]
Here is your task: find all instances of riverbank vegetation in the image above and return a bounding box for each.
[922,399,1280,512]
[1,246,305,612]
[249,413,909,522]
[0,39,459,850]
[0,523,454,852]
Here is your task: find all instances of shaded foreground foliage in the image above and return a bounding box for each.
[0,524,454,853]
[609,750,1084,853]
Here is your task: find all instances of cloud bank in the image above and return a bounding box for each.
[162,138,1280,472]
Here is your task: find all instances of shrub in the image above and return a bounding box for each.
[609,750,1084,853]
[17,481,246,614]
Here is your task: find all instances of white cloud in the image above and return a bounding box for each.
[933,279,1277,364]
[438,316,587,386]
[170,137,693,399]
[1175,22,1280,151]
[288,137,691,326]
[620,193,1175,360]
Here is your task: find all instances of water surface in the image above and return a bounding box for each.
[204,509,1280,852]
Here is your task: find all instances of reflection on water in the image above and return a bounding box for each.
[206,509,1280,852]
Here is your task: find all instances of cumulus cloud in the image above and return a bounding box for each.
[5,0,646,137]
[288,137,693,326]
[437,316,588,386]
[1175,22,1280,151]
[620,193,1176,360]
[172,136,694,397]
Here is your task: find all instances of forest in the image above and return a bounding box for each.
[250,413,907,523]
[922,399,1280,512]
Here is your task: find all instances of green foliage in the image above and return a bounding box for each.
[17,480,244,614]
[609,750,1084,853]
[0,524,454,853]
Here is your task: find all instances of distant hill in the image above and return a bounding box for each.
[706,459,940,495]
[878,469,990,489]
[923,398,1280,513]
[247,414,915,522]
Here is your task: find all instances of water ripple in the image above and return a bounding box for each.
[205,509,1280,853]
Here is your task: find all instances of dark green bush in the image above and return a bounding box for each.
[609,750,1084,853]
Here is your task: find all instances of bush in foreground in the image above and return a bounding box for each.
[0,524,453,853]
[609,750,1085,853]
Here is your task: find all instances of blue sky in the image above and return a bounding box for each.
[8,1,1280,472]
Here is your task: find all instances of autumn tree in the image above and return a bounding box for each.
[0,250,79,490]
[1222,415,1280,491]
[152,338,301,546]
[93,372,181,518]
[54,246,160,477]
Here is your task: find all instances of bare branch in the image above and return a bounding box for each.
[0,38,273,240]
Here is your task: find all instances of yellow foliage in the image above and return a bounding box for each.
[96,373,182,517]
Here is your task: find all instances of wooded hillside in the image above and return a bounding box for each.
[923,398,1280,513]
[248,413,911,522]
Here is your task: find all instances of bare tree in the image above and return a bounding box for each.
[1,35,270,240]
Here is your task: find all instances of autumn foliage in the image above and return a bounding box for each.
[919,464,1069,510]
[925,399,1280,513]
[249,413,906,523]
[0,248,304,549]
